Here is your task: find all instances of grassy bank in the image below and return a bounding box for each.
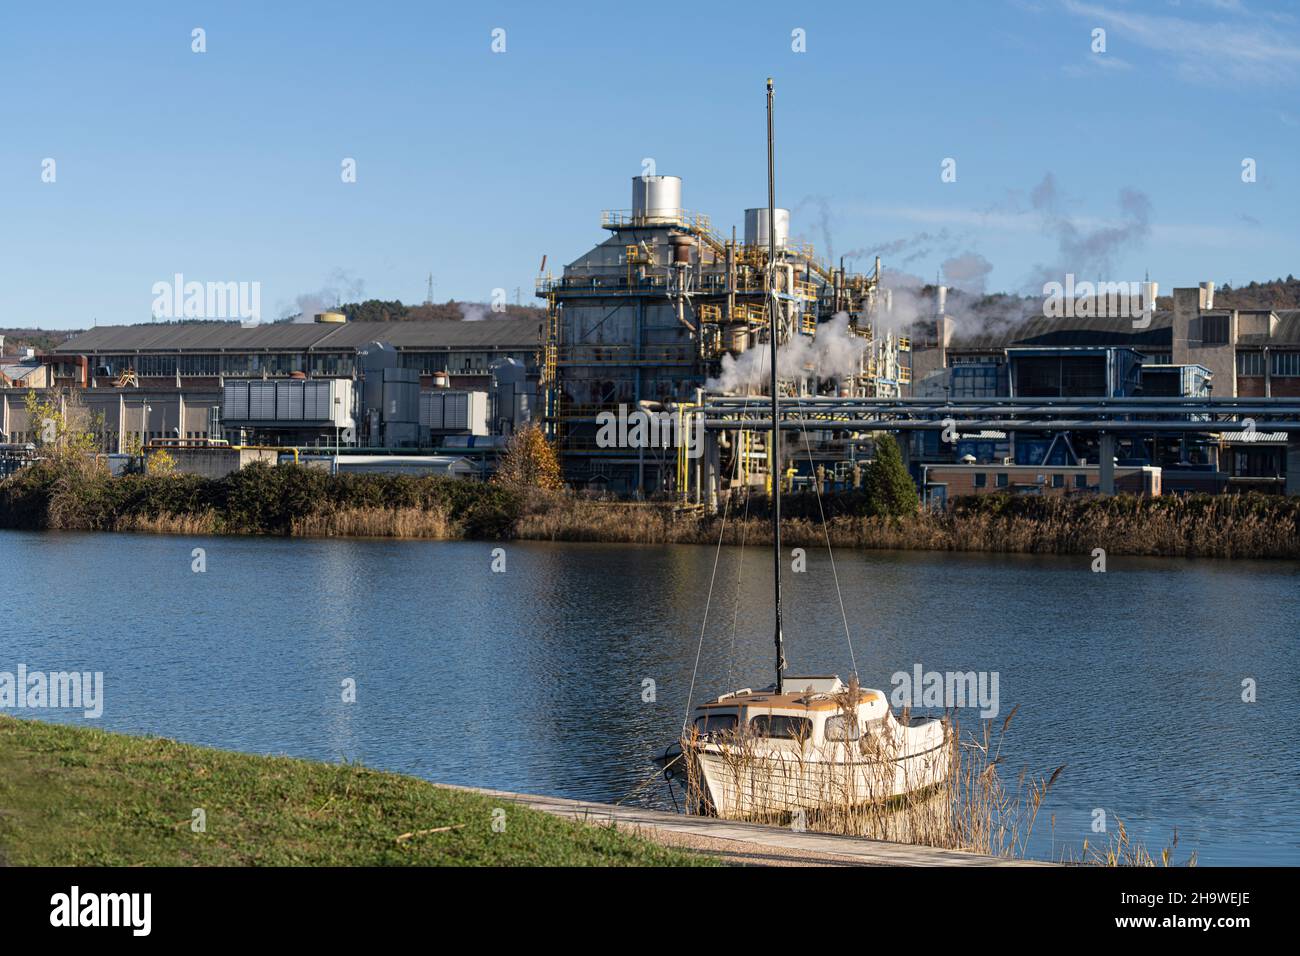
[3,460,1300,558]
[0,716,710,866]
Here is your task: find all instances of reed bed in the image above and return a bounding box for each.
[111,510,220,535]
[289,506,456,539]
[515,493,1300,559]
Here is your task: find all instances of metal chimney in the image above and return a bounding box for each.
[1200,281,1215,310]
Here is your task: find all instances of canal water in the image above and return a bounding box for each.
[1,530,1295,864]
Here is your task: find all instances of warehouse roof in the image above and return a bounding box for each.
[948,312,1174,351]
[53,318,544,353]
[947,309,1300,350]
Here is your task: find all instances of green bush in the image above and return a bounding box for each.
[0,461,523,538]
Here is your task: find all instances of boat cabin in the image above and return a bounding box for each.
[691,676,890,747]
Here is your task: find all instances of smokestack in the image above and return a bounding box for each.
[1200,281,1215,310]
[935,285,953,365]
[1144,280,1158,311]
[885,289,893,313]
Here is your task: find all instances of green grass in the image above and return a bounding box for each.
[0,716,713,867]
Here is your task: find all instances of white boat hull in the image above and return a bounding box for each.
[685,715,949,820]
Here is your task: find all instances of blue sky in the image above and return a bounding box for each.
[2,0,1299,328]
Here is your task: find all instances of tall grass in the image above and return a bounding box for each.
[516,491,1300,559]
[290,506,455,538]
[112,511,220,535]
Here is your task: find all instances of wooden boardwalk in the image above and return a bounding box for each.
[456,786,1047,866]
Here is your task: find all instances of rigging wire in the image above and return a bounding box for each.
[679,432,734,735]
[682,354,766,732]
[792,388,859,679]
[725,347,766,690]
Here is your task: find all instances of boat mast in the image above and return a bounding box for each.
[766,77,786,695]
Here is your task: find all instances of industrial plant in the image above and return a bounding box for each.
[3,172,1300,498]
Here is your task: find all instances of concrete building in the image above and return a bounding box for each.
[7,315,545,452]
[923,462,1161,505]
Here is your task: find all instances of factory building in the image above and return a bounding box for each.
[904,282,1300,496]
[537,173,912,494]
[911,281,1300,400]
[3,315,543,455]
[44,314,542,389]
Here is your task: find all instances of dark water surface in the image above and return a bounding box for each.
[1,530,1295,864]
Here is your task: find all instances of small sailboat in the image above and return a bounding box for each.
[654,79,949,822]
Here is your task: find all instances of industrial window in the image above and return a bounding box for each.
[1202,314,1230,346]
[974,473,987,488]
[1075,474,1088,489]
[1052,474,1065,488]
[996,473,1009,488]
[824,714,860,742]
[1237,352,1266,376]
[1272,352,1300,377]
[748,715,811,741]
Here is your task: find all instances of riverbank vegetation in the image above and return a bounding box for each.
[0,716,710,866]
[3,457,1299,558]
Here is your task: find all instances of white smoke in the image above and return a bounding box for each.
[458,302,489,321]
[288,269,366,323]
[707,313,865,393]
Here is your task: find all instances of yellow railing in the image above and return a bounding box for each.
[600,209,714,233]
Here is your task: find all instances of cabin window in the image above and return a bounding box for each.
[824,714,860,742]
[748,714,811,741]
[694,714,737,736]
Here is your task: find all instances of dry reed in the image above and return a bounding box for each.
[514,494,1300,559]
[111,511,220,535]
[289,506,456,539]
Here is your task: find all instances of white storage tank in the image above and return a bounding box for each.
[744,207,790,249]
[632,175,682,223]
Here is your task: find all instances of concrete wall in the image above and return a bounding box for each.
[1171,286,1236,395]
[1,388,221,450]
[149,446,276,478]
